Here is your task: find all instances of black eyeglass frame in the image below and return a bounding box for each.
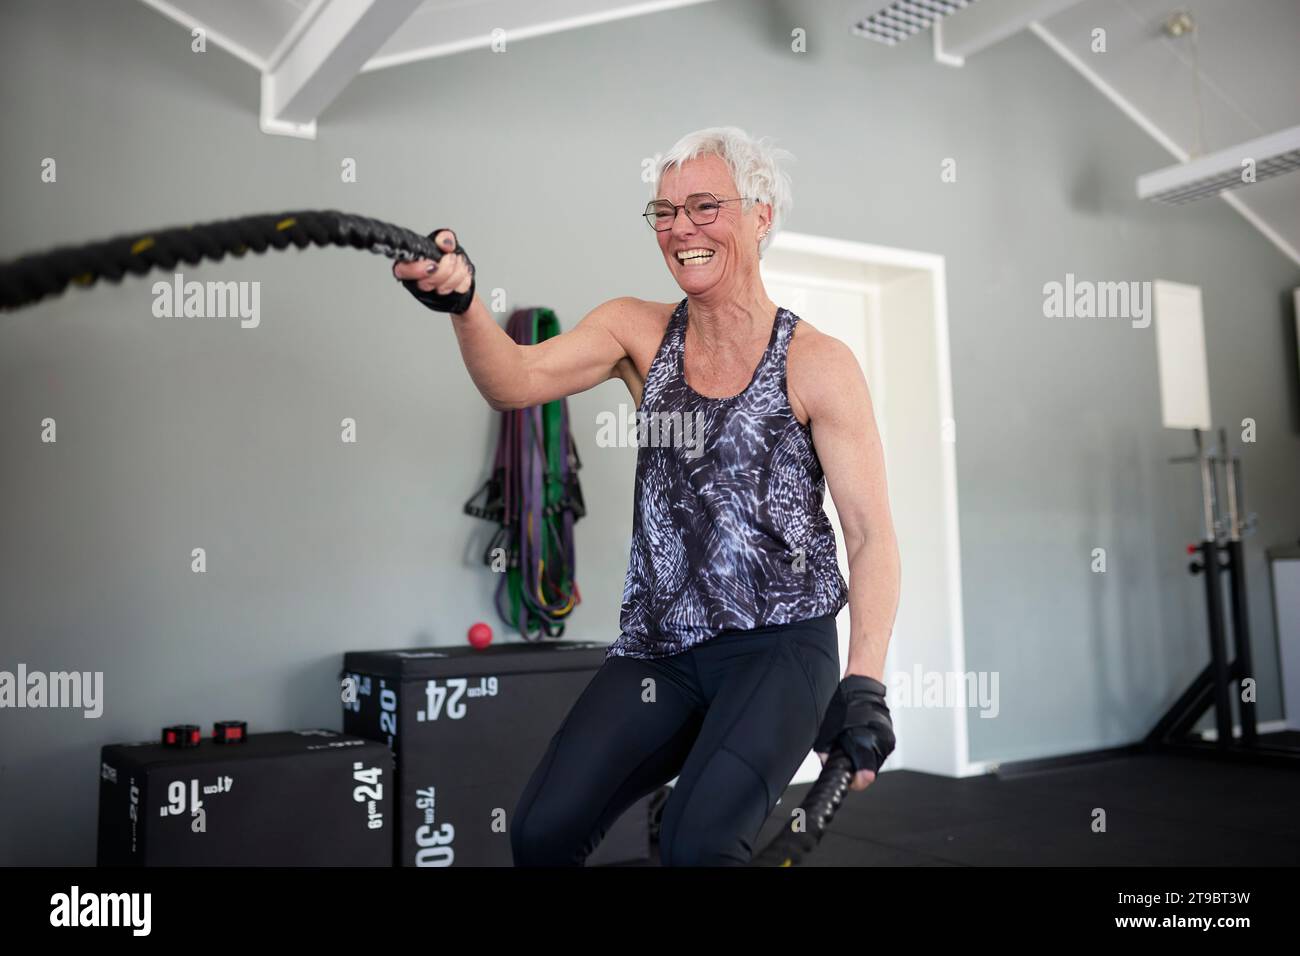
[641,192,758,231]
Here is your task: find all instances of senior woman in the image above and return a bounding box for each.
[392,127,901,867]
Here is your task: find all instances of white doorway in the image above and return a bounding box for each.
[762,233,978,779]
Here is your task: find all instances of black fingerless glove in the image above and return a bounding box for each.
[813,675,896,775]
[397,228,476,315]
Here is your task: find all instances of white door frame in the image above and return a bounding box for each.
[764,231,985,778]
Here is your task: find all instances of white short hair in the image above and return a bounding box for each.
[652,126,794,256]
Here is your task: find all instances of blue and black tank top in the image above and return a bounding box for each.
[606,296,849,660]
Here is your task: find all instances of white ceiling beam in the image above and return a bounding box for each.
[260,0,425,140]
[934,0,1084,66]
[362,0,719,73]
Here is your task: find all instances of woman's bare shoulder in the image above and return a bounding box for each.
[786,313,844,364]
[595,296,676,349]
[599,295,675,328]
[600,297,679,407]
[785,314,863,423]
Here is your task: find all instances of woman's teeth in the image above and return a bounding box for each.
[676,249,715,265]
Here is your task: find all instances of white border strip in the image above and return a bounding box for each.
[1199,718,1292,742]
[929,254,978,777]
[770,231,944,273]
[761,269,876,295]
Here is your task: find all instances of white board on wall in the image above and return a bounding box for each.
[1154,279,1212,430]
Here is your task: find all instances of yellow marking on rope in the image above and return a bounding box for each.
[275,217,297,231]
[71,273,95,286]
[130,237,154,255]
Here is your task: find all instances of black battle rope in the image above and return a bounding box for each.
[750,751,854,867]
[0,210,451,312]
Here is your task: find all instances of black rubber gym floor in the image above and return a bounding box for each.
[619,741,1300,866]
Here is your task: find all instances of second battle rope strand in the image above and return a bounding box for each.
[0,210,449,312]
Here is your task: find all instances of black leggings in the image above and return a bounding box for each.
[511,613,841,866]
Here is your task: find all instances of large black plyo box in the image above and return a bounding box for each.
[341,640,649,867]
[97,729,393,866]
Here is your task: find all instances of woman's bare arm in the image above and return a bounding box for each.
[391,231,635,411]
[443,295,636,411]
[794,331,901,682]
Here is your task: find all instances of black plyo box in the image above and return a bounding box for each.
[97,729,393,866]
[341,640,650,867]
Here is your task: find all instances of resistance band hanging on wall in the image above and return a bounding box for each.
[463,307,585,641]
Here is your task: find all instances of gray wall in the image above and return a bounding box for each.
[1,0,1297,863]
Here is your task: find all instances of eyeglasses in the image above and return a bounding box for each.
[642,192,754,231]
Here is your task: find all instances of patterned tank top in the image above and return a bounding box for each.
[605,297,849,660]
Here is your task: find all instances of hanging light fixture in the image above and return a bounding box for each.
[1137,11,1300,204]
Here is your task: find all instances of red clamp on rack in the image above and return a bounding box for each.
[212,720,247,745]
[162,724,201,748]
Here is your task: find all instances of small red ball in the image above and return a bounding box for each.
[468,621,493,649]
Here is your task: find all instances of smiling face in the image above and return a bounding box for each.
[653,154,771,297]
